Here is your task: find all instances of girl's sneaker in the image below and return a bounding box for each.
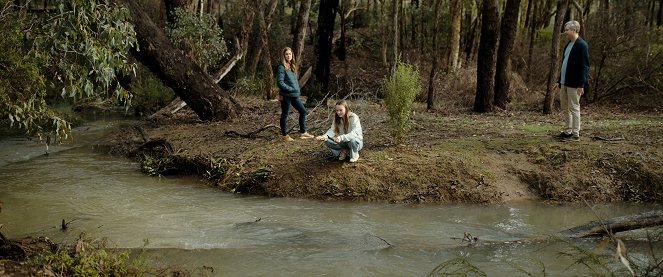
[299,132,314,139]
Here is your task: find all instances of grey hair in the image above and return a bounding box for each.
[564,21,581,32]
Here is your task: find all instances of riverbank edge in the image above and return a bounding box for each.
[91,104,663,205]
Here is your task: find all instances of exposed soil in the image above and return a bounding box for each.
[95,95,663,204]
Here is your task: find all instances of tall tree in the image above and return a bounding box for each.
[474,0,499,113]
[255,0,279,100]
[312,0,339,103]
[446,0,463,72]
[427,0,442,110]
[291,0,312,70]
[543,0,569,114]
[526,0,539,83]
[391,0,399,69]
[119,0,242,120]
[494,0,522,109]
[658,0,662,26]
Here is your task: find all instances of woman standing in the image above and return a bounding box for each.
[276,47,313,141]
[315,100,363,163]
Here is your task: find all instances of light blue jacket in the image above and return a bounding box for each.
[276,64,301,98]
[323,112,363,143]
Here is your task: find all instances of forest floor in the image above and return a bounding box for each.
[96,93,663,204]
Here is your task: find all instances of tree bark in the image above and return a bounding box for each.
[312,0,339,103]
[473,0,499,113]
[494,0,521,110]
[560,210,663,238]
[338,0,348,61]
[446,0,463,72]
[543,0,568,114]
[291,0,312,71]
[658,0,663,26]
[427,0,442,110]
[237,1,256,71]
[255,0,278,100]
[526,0,538,83]
[391,0,399,69]
[119,0,241,120]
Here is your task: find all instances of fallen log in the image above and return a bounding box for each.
[560,210,663,238]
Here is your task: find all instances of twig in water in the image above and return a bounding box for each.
[370,233,393,247]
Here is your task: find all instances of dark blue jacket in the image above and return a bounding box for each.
[276,64,301,98]
[559,37,590,89]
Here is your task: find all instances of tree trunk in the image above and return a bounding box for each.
[494,0,521,110]
[543,0,568,114]
[391,0,399,68]
[237,1,256,72]
[473,0,499,113]
[658,0,663,26]
[118,0,241,121]
[463,9,479,64]
[447,0,463,72]
[524,0,533,29]
[526,0,538,83]
[427,0,442,110]
[560,210,663,238]
[338,1,348,61]
[291,0,312,71]
[312,0,339,103]
[255,0,278,100]
[399,0,405,52]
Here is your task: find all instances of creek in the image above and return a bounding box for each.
[0,117,661,276]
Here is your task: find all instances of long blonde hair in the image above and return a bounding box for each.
[281,47,297,75]
[333,100,351,134]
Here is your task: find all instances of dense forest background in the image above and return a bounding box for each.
[1,0,662,140]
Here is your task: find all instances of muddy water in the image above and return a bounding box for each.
[0,120,661,276]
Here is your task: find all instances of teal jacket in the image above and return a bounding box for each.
[276,64,301,98]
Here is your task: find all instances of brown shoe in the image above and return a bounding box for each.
[299,132,314,139]
[338,149,348,160]
[281,135,294,142]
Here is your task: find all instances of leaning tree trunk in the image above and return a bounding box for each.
[560,210,663,238]
[119,0,241,120]
[494,0,522,110]
[543,0,568,114]
[473,0,499,113]
[312,0,339,103]
[291,0,312,71]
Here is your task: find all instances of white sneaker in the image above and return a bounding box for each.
[349,155,359,163]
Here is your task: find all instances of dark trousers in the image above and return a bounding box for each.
[280,96,307,136]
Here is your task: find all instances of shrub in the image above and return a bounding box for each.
[29,236,150,276]
[381,60,422,142]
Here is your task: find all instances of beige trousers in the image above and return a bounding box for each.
[559,86,581,136]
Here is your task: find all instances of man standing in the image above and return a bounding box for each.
[555,20,590,142]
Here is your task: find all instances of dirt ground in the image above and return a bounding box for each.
[96,94,663,204]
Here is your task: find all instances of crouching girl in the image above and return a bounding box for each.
[315,100,363,162]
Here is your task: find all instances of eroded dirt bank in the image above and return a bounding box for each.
[95,98,663,204]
